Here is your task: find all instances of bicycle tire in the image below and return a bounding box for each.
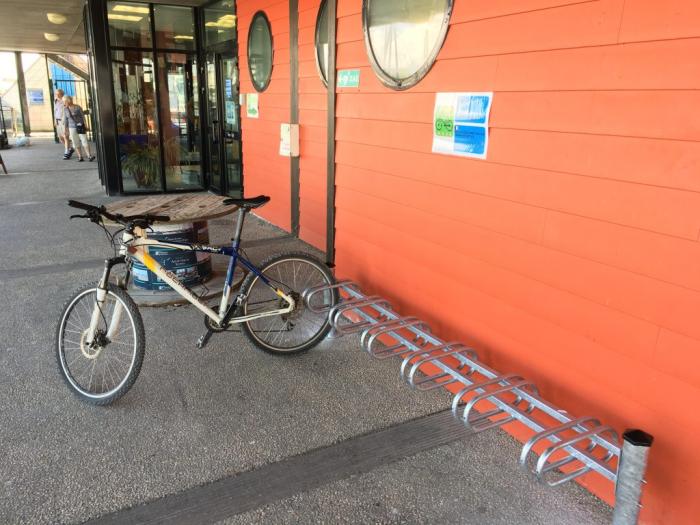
[240,252,337,355]
[56,283,145,405]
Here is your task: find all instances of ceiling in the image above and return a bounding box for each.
[0,0,211,55]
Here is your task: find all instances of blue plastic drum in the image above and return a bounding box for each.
[131,221,212,291]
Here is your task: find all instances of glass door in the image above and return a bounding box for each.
[204,51,242,195]
[220,55,241,195]
[205,54,222,192]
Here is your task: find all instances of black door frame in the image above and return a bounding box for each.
[202,47,242,196]
[199,0,242,197]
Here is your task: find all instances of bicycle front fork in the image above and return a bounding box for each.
[85,256,127,346]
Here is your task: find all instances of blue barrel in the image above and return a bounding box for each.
[131,221,212,291]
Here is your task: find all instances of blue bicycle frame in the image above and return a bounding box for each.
[123,206,293,325]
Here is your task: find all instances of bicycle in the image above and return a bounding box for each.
[56,195,338,405]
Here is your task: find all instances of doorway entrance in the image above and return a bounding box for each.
[205,50,242,196]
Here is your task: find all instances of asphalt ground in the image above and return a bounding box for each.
[0,139,611,524]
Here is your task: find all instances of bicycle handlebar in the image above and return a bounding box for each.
[68,200,170,226]
[67,200,97,212]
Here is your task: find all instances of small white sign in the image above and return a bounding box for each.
[279,123,300,157]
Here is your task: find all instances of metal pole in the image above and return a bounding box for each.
[289,0,300,236]
[14,52,31,136]
[325,0,337,266]
[612,429,654,525]
[46,55,59,143]
[0,96,7,148]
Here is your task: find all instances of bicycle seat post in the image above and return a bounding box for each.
[232,206,247,247]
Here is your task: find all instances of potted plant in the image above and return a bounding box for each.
[122,141,159,188]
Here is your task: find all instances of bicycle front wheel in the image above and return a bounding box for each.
[240,252,337,355]
[56,283,145,405]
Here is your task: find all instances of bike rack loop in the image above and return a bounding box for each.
[303,281,653,525]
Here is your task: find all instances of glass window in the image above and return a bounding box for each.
[107,1,152,48]
[157,53,203,191]
[363,0,453,89]
[247,11,273,92]
[315,0,329,86]
[204,0,237,47]
[111,50,161,192]
[154,5,196,51]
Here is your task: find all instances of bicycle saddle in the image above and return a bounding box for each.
[223,195,271,209]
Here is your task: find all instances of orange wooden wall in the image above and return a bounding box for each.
[238,0,700,523]
[239,0,326,246]
[238,0,291,231]
[333,0,700,523]
[297,0,327,250]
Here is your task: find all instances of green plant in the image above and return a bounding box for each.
[121,141,159,188]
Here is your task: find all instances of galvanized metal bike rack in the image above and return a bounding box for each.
[302,281,653,525]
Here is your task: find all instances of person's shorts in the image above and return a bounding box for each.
[56,119,65,136]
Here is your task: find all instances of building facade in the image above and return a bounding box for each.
[1,56,79,133]
[84,1,700,523]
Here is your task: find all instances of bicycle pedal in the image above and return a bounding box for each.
[196,329,214,349]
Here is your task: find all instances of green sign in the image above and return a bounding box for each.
[246,93,259,118]
[337,69,360,88]
[434,102,455,138]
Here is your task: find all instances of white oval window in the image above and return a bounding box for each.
[363,0,453,90]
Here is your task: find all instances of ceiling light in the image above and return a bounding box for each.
[205,14,236,28]
[44,33,60,42]
[112,5,150,14]
[47,13,67,25]
[173,35,194,40]
[108,14,143,22]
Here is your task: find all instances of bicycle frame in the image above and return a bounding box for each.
[84,208,295,345]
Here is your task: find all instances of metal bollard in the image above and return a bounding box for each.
[612,429,654,525]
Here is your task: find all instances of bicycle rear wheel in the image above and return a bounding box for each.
[56,283,145,405]
[240,252,337,355]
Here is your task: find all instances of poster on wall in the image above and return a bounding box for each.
[27,89,44,105]
[432,92,493,160]
[246,93,259,118]
[225,101,237,126]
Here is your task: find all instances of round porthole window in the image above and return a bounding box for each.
[315,0,330,86]
[247,11,273,92]
[362,0,453,90]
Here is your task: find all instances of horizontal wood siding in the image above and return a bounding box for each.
[332,1,700,523]
[239,0,291,231]
[297,0,327,249]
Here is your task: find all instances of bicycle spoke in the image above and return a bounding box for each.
[103,359,117,389]
[59,288,141,401]
[108,354,132,368]
[108,339,134,347]
[87,359,97,393]
[244,256,334,352]
[66,319,83,331]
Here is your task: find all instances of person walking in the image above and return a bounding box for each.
[54,89,73,159]
[63,95,95,162]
